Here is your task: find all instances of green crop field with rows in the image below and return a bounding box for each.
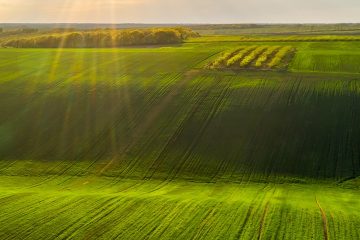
[1,33,360,239]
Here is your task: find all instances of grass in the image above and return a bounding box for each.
[290,44,360,73]
[190,24,360,36]
[0,175,359,239]
[0,37,360,239]
[187,35,360,43]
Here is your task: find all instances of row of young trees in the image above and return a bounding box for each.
[268,46,294,68]
[209,45,295,69]
[226,47,256,67]
[3,28,199,48]
[210,48,239,68]
[255,46,280,67]
[239,46,267,67]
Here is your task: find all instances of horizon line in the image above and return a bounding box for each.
[1,22,360,25]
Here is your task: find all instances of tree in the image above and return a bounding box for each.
[152,29,181,44]
[3,28,200,48]
[65,32,85,48]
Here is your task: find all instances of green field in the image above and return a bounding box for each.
[1,36,360,239]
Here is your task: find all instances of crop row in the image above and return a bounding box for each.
[0,176,359,239]
[209,45,295,70]
[1,72,360,182]
[2,49,360,182]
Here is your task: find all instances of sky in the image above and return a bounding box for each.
[0,0,359,23]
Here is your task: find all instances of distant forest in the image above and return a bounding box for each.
[2,23,360,36]
[1,28,199,48]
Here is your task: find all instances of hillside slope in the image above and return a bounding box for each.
[0,42,360,182]
[1,38,360,239]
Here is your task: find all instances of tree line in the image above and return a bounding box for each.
[2,28,199,48]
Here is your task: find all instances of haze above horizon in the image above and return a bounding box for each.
[1,0,359,24]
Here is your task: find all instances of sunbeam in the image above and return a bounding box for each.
[1,1,360,239]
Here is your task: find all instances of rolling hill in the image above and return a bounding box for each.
[0,36,360,239]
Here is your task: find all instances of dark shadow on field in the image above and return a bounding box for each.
[0,68,360,182]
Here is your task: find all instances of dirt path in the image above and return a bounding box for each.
[258,201,270,240]
[316,197,329,240]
